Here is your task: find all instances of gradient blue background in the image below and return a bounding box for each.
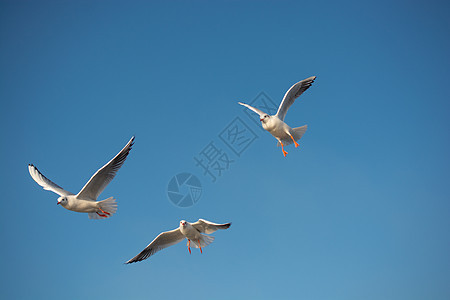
[1,0,449,299]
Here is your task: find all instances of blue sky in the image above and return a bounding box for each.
[1,0,450,299]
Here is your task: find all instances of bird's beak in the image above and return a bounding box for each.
[57,202,60,205]
[260,118,263,121]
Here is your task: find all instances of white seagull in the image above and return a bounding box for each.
[28,136,135,219]
[126,219,231,263]
[239,76,316,157]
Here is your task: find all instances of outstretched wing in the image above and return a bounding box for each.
[77,136,134,201]
[125,228,185,263]
[28,164,73,197]
[238,102,266,118]
[275,76,316,121]
[192,219,231,234]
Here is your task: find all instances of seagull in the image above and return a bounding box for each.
[28,136,135,219]
[126,219,231,263]
[239,76,316,157]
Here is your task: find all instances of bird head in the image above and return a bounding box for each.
[180,220,187,227]
[260,114,270,123]
[57,196,68,206]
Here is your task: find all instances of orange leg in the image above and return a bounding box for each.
[289,134,299,148]
[98,207,110,215]
[280,142,288,157]
[188,240,191,254]
[198,240,202,254]
[96,212,107,217]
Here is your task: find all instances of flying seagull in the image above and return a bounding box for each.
[126,219,231,263]
[28,136,135,219]
[239,76,316,157]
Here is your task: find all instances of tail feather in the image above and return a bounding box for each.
[88,197,117,220]
[187,234,215,248]
[277,125,307,147]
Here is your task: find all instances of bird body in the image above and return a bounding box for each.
[239,76,316,156]
[126,219,231,263]
[28,136,134,219]
[180,221,202,241]
[61,197,96,212]
[262,115,291,137]
[58,196,114,214]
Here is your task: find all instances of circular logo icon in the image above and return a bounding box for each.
[167,173,202,208]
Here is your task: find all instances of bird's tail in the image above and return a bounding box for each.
[88,197,117,220]
[277,125,308,146]
[188,234,215,248]
[292,125,308,141]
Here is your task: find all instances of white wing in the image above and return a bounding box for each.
[125,228,185,263]
[238,102,266,118]
[76,136,134,201]
[192,219,231,234]
[28,164,73,197]
[275,76,316,121]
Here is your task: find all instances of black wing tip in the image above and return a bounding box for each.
[223,222,232,229]
[125,255,143,264]
[306,76,316,83]
[28,164,38,171]
[125,260,136,264]
[125,249,154,265]
[128,136,135,149]
[300,76,316,85]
